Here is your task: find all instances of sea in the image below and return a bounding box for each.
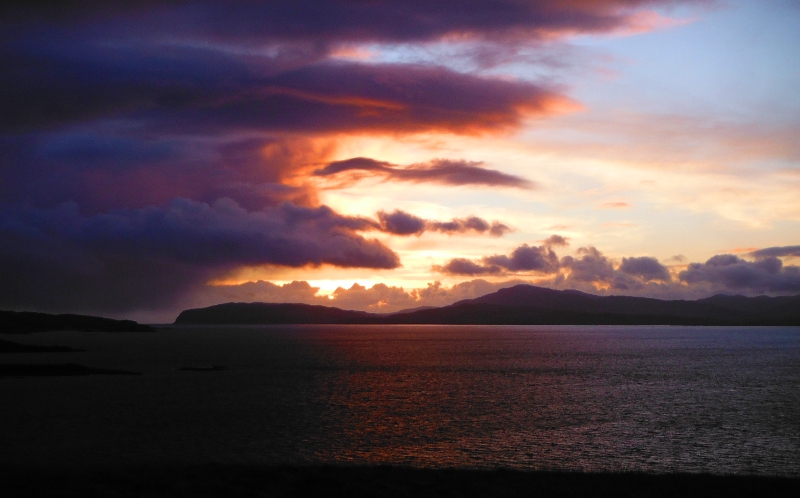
[1,325,798,476]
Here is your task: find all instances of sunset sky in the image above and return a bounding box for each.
[2,0,799,322]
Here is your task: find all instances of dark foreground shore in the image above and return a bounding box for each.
[2,465,798,498]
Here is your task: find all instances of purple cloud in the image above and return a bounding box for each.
[377,210,511,237]
[1,52,564,135]
[679,254,800,293]
[1,53,546,217]
[485,244,560,272]
[429,217,511,237]
[2,133,335,213]
[434,258,502,276]
[618,256,671,282]
[749,246,800,259]
[3,199,399,268]
[376,210,427,236]
[543,234,569,247]
[435,245,673,290]
[435,243,560,275]
[560,247,615,282]
[316,157,533,188]
[0,199,402,312]
[2,1,701,45]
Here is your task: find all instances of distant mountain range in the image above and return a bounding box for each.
[175,284,800,326]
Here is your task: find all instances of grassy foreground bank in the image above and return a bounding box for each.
[2,465,799,497]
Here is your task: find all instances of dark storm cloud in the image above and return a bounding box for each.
[1,1,705,44]
[0,199,398,273]
[0,44,562,135]
[316,157,533,188]
[0,44,257,134]
[4,0,687,135]
[0,199,400,312]
[38,133,178,168]
[435,243,560,275]
[1,134,321,212]
[618,256,671,281]
[679,254,800,293]
[376,210,511,236]
[205,183,317,213]
[0,198,520,313]
[749,245,800,259]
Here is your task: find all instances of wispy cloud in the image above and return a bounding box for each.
[599,202,630,209]
[749,245,800,259]
[315,157,533,188]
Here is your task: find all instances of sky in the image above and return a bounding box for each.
[1,0,799,322]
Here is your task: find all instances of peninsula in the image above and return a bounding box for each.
[0,310,154,334]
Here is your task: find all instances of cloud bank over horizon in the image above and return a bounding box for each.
[171,239,800,322]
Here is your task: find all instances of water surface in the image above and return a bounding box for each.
[1,325,798,475]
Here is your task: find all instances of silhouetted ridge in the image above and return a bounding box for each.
[174,285,800,326]
[462,285,734,319]
[0,310,154,334]
[697,293,800,318]
[175,302,373,325]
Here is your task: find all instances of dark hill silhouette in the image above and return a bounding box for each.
[174,285,800,326]
[0,310,154,334]
[175,302,374,325]
[459,285,800,321]
[697,293,800,319]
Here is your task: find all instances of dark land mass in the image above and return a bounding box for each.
[0,310,154,334]
[1,465,798,498]
[0,338,84,353]
[0,363,140,377]
[176,302,374,325]
[175,284,800,326]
